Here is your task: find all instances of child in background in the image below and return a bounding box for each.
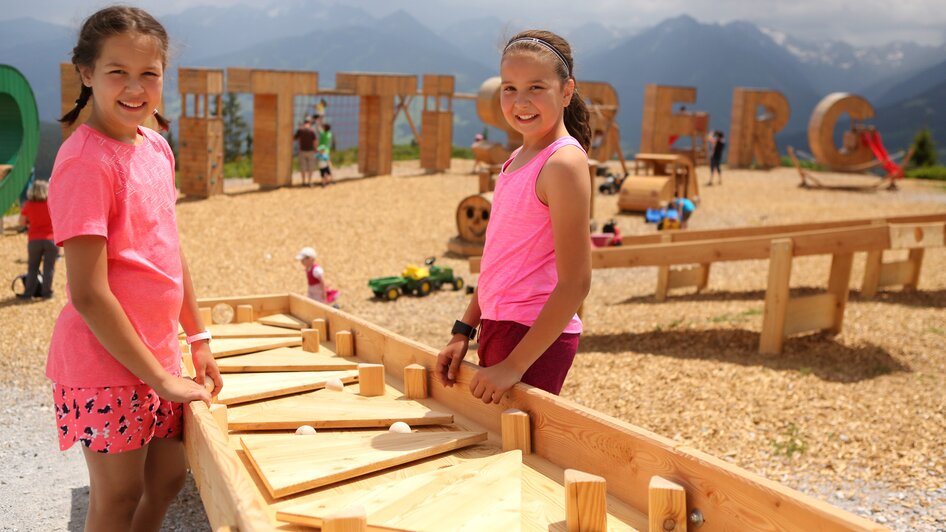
[297,246,328,302]
[317,145,333,186]
[49,7,222,530]
[17,180,58,300]
[436,30,592,402]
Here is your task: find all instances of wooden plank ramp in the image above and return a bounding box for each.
[226,384,454,430]
[215,347,358,373]
[182,294,885,532]
[214,370,358,405]
[211,337,303,359]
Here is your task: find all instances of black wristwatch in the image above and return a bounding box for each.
[451,320,477,340]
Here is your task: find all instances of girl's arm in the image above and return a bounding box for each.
[64,235,211,404]
[179,248,223,397]
[435,289,482,387]
[468,147,592,403]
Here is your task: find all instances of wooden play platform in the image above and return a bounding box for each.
[183,294,884,530]
[472,213,946,354]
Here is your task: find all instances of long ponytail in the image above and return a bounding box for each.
[564,86,591,152]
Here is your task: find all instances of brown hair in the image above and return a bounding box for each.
[27,180,49,202]
[502,30,591,151]
[59,6,170,131]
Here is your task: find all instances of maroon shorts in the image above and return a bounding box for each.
[53,383,184,454]
[477,319,580,395]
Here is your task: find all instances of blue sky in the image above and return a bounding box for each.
[2,0,944,47]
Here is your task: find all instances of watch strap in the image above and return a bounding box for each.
[451,320,476,340]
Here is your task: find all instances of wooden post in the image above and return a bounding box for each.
[302,328,321,353]
[209,404,228,443]
[564,469,607,532]
[698,263,711,291]
[403,364,428,399]
[826,252,854,335]
[760,238,793,354]
[358,363,385,397]
[199,307,213,325]
[501,409,531,454]
[655,234,672,301]
[236,304,254,323]
[861,249,883,298]
[322,505,367,532]
[648,476,687,532]
[336,330,354,357]
[905,248,925,291]
[311,318,328,341]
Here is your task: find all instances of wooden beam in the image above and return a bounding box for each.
[648,476,687,532]
[501,409,532,454]
[302,328,321,352]
[358,363,385,397]
[784,293,836,337]
[861,250,883,298]
[403,364,428,399]
[826,253,854,334]
[566,469,608,532]
[906,248,925,291]
[760,238,793,354]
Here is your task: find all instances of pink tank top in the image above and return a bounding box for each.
[477,136,585,333]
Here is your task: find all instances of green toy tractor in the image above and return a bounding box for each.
[368,257,465,301]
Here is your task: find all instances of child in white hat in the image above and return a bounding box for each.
[296,247,326,302]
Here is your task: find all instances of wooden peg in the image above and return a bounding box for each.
[311,318,328,340]
[501,409,531,454]
[209,404,228,443]
[302,328,321,352]
[403,364,428,399]
[322,504,367,532]
[199,307,212,325]
[235,304,254,323]
[648,476,687,532]
[565,469,607,532]
[358,363,385,397]
[336,330,354,357]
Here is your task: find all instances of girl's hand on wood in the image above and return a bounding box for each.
[436,336,469,387]
[191,341,223,398]
[154,374,212,405]
[469,361,523,404]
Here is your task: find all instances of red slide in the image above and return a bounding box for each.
[861,129,903,180]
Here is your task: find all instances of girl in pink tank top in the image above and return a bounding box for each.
[436,30,592,401]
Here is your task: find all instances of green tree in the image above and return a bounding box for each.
[222,92,249,162]
[911,127,937,167]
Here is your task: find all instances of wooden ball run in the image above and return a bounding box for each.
[183,293,886,531]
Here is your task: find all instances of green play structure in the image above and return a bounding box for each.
[0,64,40,224]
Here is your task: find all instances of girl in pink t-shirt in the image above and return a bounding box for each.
[48,7,222,530]
[436,30,592,402]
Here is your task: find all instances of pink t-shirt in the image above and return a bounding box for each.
[477,136,585,334]
[46,124,184,387]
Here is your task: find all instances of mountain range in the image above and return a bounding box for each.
[1,6,943,179]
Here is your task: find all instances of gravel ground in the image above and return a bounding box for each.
[1,160,944,531]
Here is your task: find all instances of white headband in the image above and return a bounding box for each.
[504,37,571,77]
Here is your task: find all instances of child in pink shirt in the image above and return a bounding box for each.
[436,30,592,401]
[48,7,221,530]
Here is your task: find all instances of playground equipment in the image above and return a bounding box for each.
[581,81,629,174]
[619,153,697,212]
[184,292,884,530]
[472,212,946,354]
[728,88,790,169]
[787,145,914,191]
[0,65,38,230]
[59,63,163,140]
[178,68,224,198]
[639,84,709,164]
[368,257,464,301]
[447,192,492,256]
[226,68,320,188]
[419,74,454,172]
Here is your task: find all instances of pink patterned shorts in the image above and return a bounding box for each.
[52,382,183,454]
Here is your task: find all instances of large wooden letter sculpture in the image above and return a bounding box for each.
[0,65,39,229]
[807,92,875,171]
[639,84,696,155]
[420,74,454,172]
[227,68,319,188]
[60,63,163,141]
[582,81,628,174]
[178,68,224,198]
[728,88,790,169]
[336,73,417,177]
